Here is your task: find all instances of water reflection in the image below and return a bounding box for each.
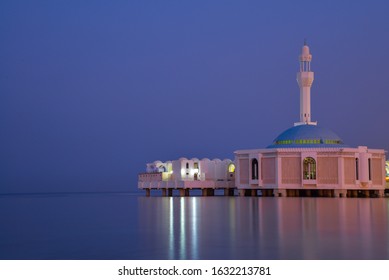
[138,197,389,259]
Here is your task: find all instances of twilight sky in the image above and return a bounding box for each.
[1,0,388,193]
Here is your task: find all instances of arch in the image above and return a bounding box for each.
[303,157,316,180]
[158,165,166,172]
[251,158,258,180]
[228,163,235,173]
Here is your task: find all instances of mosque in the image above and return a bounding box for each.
[138,43,388,197]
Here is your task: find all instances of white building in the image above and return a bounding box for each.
[138,158,235,196]
[235,43,386,197]
[139,43,387,197]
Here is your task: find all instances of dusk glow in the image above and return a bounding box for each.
[2,1,389,265]
[1,1,388,194]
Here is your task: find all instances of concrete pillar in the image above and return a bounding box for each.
[352,190,358,197]
[203,189,214,196]
[334,189,347,198]
[145,189,151,197]
[275,189,286,197]
[239,189,245,196]
[161,189,167,197]
[224,188,234,196]
[377,189,385,197]
[365,190,370,198]
[286,189,292,197]
[179,189,186,197]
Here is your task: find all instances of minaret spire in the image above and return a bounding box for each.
[294,42,317,126]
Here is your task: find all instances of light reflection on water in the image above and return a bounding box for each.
[0,194,388,259]
[138,197,389,259]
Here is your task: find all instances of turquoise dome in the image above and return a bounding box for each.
[267,124,347,148]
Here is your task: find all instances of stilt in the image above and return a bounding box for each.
[275,189,286,197]
[286,189,292,197]
[161,189,167,197]
[224,188,234,196]
[145,189,151,197]
[202,189,208,197]
[179,189,186,197]
[365,190,370,198]
[334,190,346,198]
[239,189,245,196]
[251,189,257,197]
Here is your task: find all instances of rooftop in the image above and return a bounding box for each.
[267,124,348,149]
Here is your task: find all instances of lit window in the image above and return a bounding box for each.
[228,163,235,173]
[251,159,258,180]
[303,157,316,180]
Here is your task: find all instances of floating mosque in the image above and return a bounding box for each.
[138,43,388,197]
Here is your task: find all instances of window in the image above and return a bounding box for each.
[251,158,258,180]
[228,163,235,173]
[194,162,198,169]
[303,157,316,180]
[355,158,359,180]
[368,158,371,181]
[186,162,189,169]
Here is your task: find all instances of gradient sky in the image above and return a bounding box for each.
[1,0,388,193]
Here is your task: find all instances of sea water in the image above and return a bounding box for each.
[1,193,388,259]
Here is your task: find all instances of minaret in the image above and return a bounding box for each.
[294,41,317,126]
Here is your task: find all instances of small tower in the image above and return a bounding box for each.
[294,41,317,126]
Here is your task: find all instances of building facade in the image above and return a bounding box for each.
[234,43,386,197]
[138,158,235,196]
[138,43,387,197]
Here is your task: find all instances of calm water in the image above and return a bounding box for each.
[0,193,388,260]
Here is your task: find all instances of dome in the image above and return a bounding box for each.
[267,124,347,149]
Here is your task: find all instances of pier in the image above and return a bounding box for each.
[141,186,385,198]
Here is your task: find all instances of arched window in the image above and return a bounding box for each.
[228,163,235,173]
[158,165,166,172]
[252,158,258,180]
[355,158,359,180]
[303,157,316,180]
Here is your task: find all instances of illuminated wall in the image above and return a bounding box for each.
[281,157,301,184]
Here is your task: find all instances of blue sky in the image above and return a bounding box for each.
[1,0,388,193]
